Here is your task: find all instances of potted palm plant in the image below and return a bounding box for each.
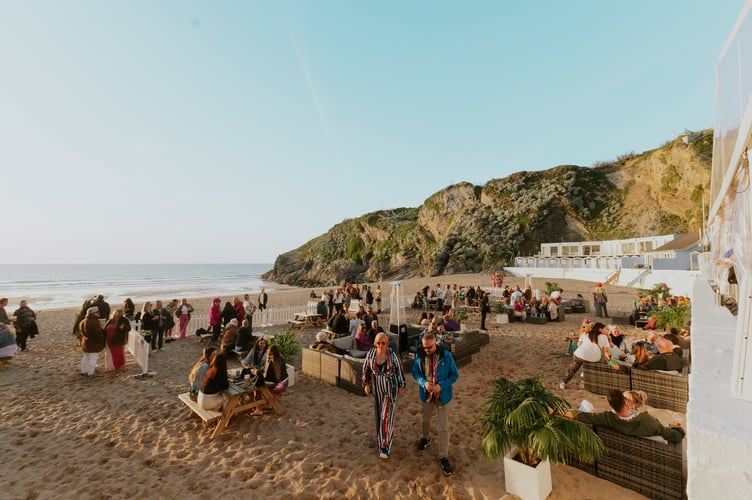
[474,375,603,500]
[494,302,508,324]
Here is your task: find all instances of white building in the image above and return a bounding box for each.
[688,1,752,498]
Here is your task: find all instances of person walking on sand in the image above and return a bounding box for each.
[593,283,609,318]
[104,309,131,371]
[363,332,406,459]
[412,332,459,477]
[258,288,268,312]
[80,307,105,377]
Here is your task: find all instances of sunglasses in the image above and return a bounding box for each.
[375,341,387,345]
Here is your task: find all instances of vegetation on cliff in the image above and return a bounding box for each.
[263,130,712,287]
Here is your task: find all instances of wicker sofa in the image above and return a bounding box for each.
[447,329,480,367]
[572,426,685,500]
[582,362,689,413]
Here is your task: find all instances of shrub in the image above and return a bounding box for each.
[272,329,300,360]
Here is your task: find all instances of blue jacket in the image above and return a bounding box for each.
[412,344,459,405]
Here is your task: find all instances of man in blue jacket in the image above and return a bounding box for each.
[412,332,459,476]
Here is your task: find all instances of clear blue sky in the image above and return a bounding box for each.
[1,1,744,264]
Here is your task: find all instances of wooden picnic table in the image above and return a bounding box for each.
[179,378,285,438]
[289,312,323,329]
[212,381,285,437]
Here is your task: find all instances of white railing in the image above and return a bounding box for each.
[127,321,153,376]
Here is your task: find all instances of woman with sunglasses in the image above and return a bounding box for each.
[363,332,406,459]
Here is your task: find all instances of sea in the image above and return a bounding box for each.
[0,264,275,311]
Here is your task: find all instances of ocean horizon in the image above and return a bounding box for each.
[0,263,276,311]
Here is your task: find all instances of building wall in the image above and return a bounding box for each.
[687,279,752,498]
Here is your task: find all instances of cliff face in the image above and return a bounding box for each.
[263,131,712,287]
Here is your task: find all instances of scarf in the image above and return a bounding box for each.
[421,351,439,403]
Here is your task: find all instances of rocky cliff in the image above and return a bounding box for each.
[263,131,712,287]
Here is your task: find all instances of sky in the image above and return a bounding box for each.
[1,1,745,264]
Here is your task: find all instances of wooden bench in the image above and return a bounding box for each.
[288,320,305,329]
[178,392,223,425]
[198,334,213,345]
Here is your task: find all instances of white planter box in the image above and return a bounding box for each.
[286,363,295,387]
[503,452,551,500]
[496,314,508,324]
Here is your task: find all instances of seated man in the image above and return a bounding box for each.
[327,309,350,336]
[312,331,347,355]
[637,335,684,371]
[235,319,254,352]
[571,389,685,444]
[367,319,385,344]
[435,324,454,345]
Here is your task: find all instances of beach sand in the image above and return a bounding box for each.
[2,274,677,499]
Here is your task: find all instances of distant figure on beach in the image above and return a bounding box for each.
[94,295,110,320]
[72,296,96,338]
[221,301,236,328]
[363,332,406,459]
[375,285,382,314]
[258,288,268,312]
[479,291,490,330]
[188,346,216,401]
[412,332,459,477]
[140,301,157,345]
[153,300,168,351]
[13,299,38,352]
[209,297,222,342]
[243,294,257,331]
[104,309,131,371]
[176,298,194,340]
[164,299,178,340]
[592,283,609,318]
[79,307,105,377]
[122,298,136,321]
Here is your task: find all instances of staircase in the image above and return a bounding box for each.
[605,269,621,285]
[627,268,652,288]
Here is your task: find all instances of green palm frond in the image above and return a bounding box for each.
[473,375,603,466]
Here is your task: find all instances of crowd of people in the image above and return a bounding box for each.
[4,276,691,480]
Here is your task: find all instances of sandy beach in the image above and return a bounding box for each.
[2,274,679,499]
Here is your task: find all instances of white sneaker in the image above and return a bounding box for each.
[559,382,566,390]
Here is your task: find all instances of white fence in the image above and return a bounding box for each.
[182,305,315,334]
[127,321,152,376]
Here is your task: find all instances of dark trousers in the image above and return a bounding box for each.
[151,328,164,350]
[17,329,29,350]
[245,314,254,332]
[480,311,487,330]
[211,324,221,342]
